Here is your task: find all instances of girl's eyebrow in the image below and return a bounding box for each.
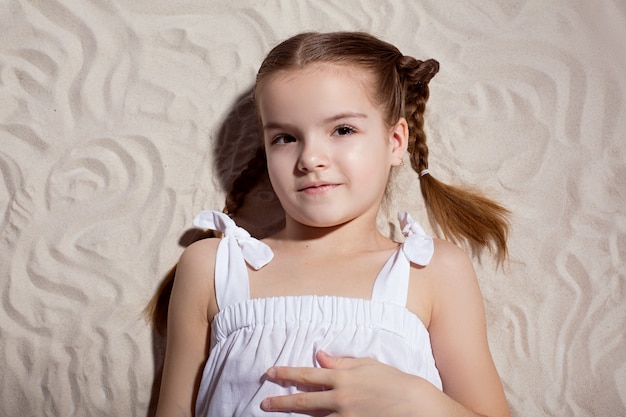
[262,120,296,131]
[323,112,368,124]
[263,112,368,131]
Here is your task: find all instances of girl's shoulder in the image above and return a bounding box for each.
[428,238,475,275]
[181,237,221,263]
[407,238,479,326]
[173,237,222,320]
[407,236,474,280]
[175,237,221,287]
[423,237,479,294]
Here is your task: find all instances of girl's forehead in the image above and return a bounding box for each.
[257,63,378,106]
[261,62,374,91]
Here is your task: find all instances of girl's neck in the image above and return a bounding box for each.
[269,213,393,255]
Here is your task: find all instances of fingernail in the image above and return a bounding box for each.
[266,367,275,379]
[317,349,328,360]
[261,398,271,410]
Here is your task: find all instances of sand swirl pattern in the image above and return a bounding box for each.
[0,0,625,416]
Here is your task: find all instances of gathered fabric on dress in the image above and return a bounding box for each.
[193,210,442,417]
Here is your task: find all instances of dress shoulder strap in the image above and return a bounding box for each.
[193,210,273,309]
[371,211,434,307]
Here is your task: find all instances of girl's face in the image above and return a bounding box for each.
[257,63,407,229]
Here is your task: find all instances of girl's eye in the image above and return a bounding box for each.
[271,134,296,145]
[333,126,356,136]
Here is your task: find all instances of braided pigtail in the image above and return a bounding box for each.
[224,146,268,216]
[145,147,267,335]
[397,56,510,264]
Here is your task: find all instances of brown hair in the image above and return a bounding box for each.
[229,31,509,262]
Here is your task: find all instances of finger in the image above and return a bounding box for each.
[261,390,335,412]
[316,350,345,369]
[316,350,366,370]
[267,365,334,387]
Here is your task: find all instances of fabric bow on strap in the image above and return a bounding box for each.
[398,211,434,266]
[193,210,274,308]
[371,211,434,307]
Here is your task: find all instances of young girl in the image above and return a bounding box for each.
[154,31,510,417]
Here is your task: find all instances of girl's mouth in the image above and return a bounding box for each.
[298,183,340,195]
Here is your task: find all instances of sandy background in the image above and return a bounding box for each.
[1,0,625,416]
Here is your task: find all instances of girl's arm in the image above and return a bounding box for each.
[155,239,218,417]
[426,239,510,417]
[261,239,509,417]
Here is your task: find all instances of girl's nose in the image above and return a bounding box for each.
[297,139,330,172]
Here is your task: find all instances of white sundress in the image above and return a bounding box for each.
[193,210,442,417]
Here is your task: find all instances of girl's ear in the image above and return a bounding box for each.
[390,117,409,166]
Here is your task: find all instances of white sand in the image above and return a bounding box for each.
[1,1,625,416]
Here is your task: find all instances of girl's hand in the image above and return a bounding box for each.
[260,350,443,416]
[260,242,511,417]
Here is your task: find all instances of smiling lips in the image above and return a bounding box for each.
[298,182,340,195]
